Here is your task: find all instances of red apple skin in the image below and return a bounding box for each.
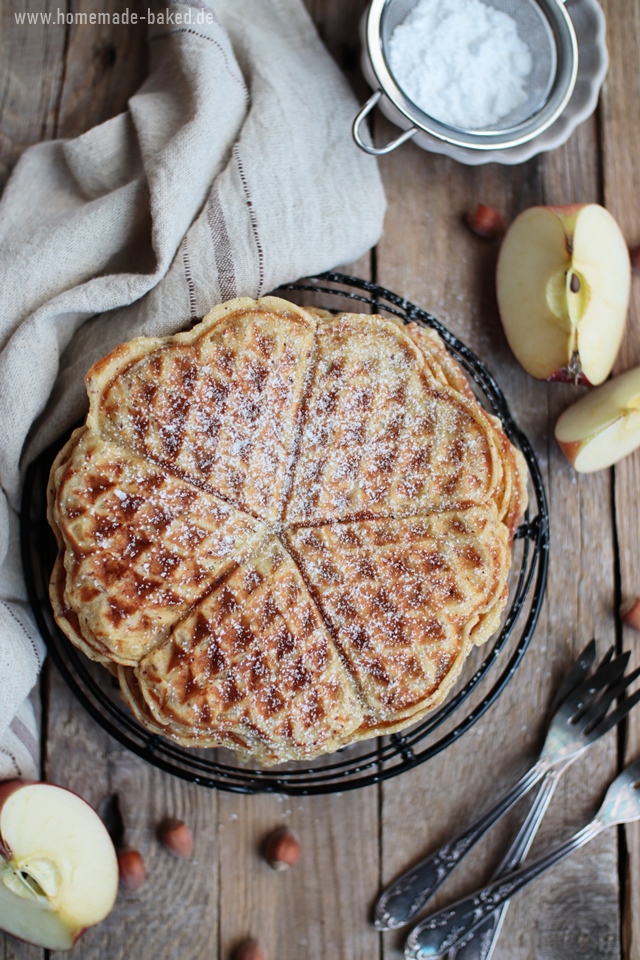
[0,780,93,943]
[0,780,118,950]
[0,781,31,857]
[0,780,30,811]
[548,203,583,216]
[0,927,88,950]
[497,203,630,386]
[546,370,593,387]
[0,780,103,815]
[557,438,582,466]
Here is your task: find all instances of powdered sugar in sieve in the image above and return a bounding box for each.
[387,0,535,130]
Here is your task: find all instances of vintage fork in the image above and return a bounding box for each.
[450,643,640,960]
[374,641,638,930]
[405,756,640,959]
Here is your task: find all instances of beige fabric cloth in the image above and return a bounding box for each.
[0,0,386,779]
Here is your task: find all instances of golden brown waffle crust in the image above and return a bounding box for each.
[48,297,527,766]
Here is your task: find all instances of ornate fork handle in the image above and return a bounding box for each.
[452,766,565,960]
[405,821,601,959]
[374,760,547,930]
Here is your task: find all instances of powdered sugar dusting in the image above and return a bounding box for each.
[388,0,533,129]
[51,302,525,765]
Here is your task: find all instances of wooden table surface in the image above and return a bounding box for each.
[2,1,640,958]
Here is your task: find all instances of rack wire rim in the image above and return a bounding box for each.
[21,273,549,795]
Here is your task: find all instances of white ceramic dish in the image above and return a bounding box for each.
[357,0,608,166]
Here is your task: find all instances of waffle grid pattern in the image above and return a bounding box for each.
[47,297,526,765]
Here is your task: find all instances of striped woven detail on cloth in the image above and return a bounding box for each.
[0,698,39,781]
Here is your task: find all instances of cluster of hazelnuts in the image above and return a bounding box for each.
[231,827,302,960]
[117,818,301,960]
[117,817,194,890]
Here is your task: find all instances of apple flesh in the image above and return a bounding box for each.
[0,781,118,950]
[496,204,631,385]
[555,365,640,472]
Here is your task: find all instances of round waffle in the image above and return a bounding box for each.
[47,297,527,765]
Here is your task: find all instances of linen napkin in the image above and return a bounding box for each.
[0,0,386,779]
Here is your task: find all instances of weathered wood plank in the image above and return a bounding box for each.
[3,2,632,960]
[217,782,381,960]
[54,0,147,141]
[21,2,209,955]
[374,109,619,959]
[1,1,145,949]
[0,938,42,960]
[0,0,67,189]
[220,253,378,959]
[599,2,640,959]
[212,11,381,958]
[1,4,203,960]
[44,668,220,960]
[0,0,147,189]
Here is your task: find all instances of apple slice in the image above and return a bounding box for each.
[496,204,631,385]
[555,365,640,472]
[0,781,118,950]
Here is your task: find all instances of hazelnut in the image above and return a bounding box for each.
[621,597,640,632]
[263,826,301,871]
[117,848,145,890]
[631,243,640,273]
[158,818,193,859]
[467,204,507,239]
[233,939,267,960]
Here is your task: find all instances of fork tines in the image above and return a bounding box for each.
[562,646,640,740]
[566,649,629,718]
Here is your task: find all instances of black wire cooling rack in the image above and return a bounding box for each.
[21,273,549,796]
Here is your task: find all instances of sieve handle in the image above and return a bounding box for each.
[352,91,418,156]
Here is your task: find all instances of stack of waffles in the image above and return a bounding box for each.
[47,297,527,765]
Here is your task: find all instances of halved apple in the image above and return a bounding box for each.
[496,204,631,385]
[0,780,118,950]
[555,365,640,472]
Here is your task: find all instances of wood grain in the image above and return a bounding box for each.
[44,667,220,960]
[0,939,42,960]
[53,0,147,141]
[217,781,380,960]
[0,0,67,189]
[219,13,380,959]
[374,110,620,959]
[0,0,147,188]
[3,0,640,958]
[0,928,43,959]
[599,2,640,960]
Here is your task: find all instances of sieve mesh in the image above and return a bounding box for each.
[377,0,575,140]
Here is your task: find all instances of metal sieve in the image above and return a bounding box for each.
[353,0,579,154]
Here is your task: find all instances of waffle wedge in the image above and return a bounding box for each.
[48,297,527,765]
